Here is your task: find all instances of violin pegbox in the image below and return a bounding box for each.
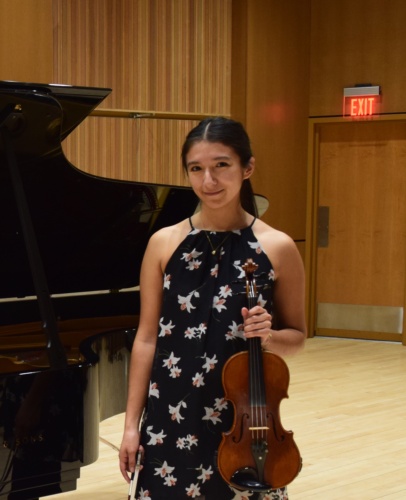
[242,258,259,298]
[242,258,258,277]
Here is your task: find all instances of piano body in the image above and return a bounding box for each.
[0,81,198,499]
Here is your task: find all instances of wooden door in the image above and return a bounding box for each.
[309,119,406,342]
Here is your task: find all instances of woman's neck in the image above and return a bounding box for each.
[194,207,252,231]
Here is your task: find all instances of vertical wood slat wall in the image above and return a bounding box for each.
[240,0,311,244]
[0,0,54,83]
[53,0,232,185]
[67,117,196,186]
[310,0,406,116]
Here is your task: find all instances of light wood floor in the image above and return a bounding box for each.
[45,337,406,499]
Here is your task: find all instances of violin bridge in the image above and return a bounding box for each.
[248,426,269,431]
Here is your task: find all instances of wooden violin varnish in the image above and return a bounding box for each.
[218,258,302,492]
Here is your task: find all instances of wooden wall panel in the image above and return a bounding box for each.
[64,117,198,186]
[230,0,248,124]
[242,0,311,241]
[310,0,406,117]
[53,0,231,185]
[54,0,231,113]
[0,0,53,83]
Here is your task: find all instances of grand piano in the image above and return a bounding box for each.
[0,81,198,499]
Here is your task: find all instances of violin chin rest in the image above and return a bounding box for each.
[231,467,272,493]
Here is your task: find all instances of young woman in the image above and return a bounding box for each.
[119,117,306,499]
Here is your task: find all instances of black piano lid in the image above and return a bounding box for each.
[0,80,112,140]
[0,81,198,323]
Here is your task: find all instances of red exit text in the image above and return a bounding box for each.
[350,97,376,116]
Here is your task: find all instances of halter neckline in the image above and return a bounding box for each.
[188,216,256,232]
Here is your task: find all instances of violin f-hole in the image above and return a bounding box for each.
[232,413,250,444]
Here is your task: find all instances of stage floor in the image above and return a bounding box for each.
[45,337,406,500]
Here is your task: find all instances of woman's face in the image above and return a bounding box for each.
[185,141,254,209]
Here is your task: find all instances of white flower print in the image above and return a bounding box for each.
[163,273,171,289]
[202,354,218,373]
[169,400,187,423]
[192,372,205,387]
[138,488,151,499]
[176,437,186,449]
[212,295,227,312]
[233,260,246,279]
[186,259,202,270]
[248,240,263,254]
[178,292,198,312]
[154,460,175,478]
[186,483,201,498]
[184,324,207,340]
[181,248,203,262]
[197,464,214,483]
[230,487,254,499]
[149,381,159,398]
[187,434,198,448]
[176,434,198,450]
[164,475,177,486]
[264,488,288,499]
[159,317,175,337]
[146,426,166,445]
[214,397,228,411]
[210,263,219,277]
[195,322,207,338]
[219,284,233,298]
[163,352,180,370]
[184,327,196,339]
[202,406,222,425]
[170,366,182,378]
[257,293,267,308]
[226,320,245,341]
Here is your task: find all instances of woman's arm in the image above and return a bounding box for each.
[118,232,165,482]
[243,225,306,357]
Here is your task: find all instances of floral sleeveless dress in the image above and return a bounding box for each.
[136,219,289,500]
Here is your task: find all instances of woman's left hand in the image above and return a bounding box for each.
[241,306,273,348]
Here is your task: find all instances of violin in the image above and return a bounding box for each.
[217,258,302,492]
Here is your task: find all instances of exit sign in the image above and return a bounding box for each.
[343,85,380,117]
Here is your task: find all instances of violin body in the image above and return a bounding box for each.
[218,346,302,492]
[217,258,301,492]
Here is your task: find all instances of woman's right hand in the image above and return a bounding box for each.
[119,428,144,483]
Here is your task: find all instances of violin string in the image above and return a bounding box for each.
[254,338,260,438]
[248,289,256,442]
[252,336,259,442]
[249,337,256,441]
[249,282,268,443]
[248,285,267,443]
[258,342,266,440]
[254,333,265,441]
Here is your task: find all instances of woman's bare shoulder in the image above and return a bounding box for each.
[149,218,191,244]
[146,218,192,268]
[253,218,296,248]
[253,219,301,272]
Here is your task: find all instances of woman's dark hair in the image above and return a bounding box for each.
[181,116,258,217]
